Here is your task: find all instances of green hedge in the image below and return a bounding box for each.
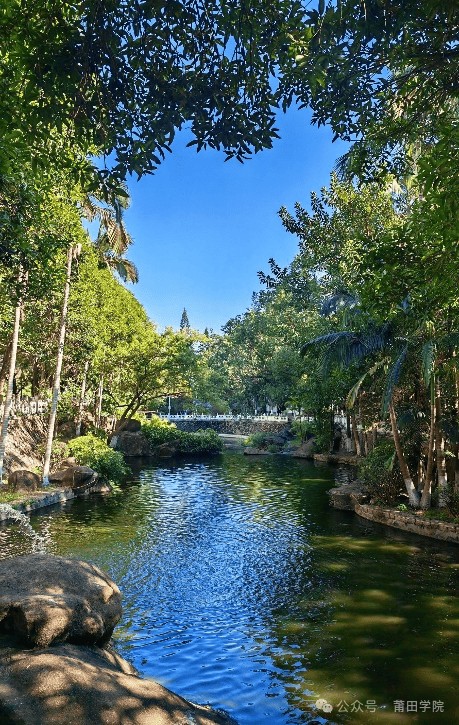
[67,434,129,483]
[141,416,223,454]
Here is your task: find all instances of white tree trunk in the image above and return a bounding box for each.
[96,373,104,428]
[75,359,90,437]
[42,247,73,485]
[435,378,448,508]
[420,393,436,510]
[389,401,420,507]
[0,270,26,482]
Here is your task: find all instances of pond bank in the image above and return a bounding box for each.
[0,480,111,521]
[330,480,459,544]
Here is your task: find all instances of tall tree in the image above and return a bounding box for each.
[180,308,190,330]
[1,0,308,190]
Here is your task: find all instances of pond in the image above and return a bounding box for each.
[1,451,459,724]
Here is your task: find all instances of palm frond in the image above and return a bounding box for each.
[320,290,358,317]
[346,359,387,410]
[381,344,408,415]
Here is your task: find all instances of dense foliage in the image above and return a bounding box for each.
[2,1,459,516]
[67,435,129,483]
[141,416,223,455]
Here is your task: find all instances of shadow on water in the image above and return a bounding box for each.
[1,452,459,724]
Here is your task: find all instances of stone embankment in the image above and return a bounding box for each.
[0,554,235,725]
[329,481,459,544]
[174,419,289,435]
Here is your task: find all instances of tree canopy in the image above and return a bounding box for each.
[1,0,311,190]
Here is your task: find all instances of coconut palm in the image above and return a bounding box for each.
[42,188,138,481]
[82,187,139,283]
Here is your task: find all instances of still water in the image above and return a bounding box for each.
[1,452,459,724]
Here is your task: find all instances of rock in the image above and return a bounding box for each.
[0,554,122,648]
[0,638,235,725]
[119,418,142,432]
[48,465,97,489]
[243,447,272,455]
[329,482,369,511]
[8,469,40,493]
[114,431,152,456]
[291,438,316,458]
[155,439,181,457]
[59,457,78,468]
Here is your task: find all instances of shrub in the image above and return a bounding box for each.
[141,417,223,454]
[67,434,129,483]
[244,432,269,449]
[141,416,180,445]
[358,441,404,505]
[177,428,223,454]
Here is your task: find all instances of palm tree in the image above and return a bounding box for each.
[301,320,422,507]
[82,187,139,283]
[43,188,138,480]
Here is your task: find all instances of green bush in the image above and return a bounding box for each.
[141,416,181,445]
[67,434,129,483]
[177,428,223,454]
[358,441,404,505]
[244,432,269,449]
[141,417,223,454]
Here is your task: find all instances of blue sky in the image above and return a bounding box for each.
[121,106,348,333]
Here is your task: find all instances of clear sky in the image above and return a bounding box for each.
[121,106,349,333]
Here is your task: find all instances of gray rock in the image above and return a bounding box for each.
[291,438,316,458]
[0,554,122,648]
[243,447,272,455]
[155,439,181,457]
[119,418,142,432]
[48,465,97,489]
[0,638,235,725]
[114,431,152,456]
[8,469,40,493]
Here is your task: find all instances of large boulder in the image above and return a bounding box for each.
[119,418,142,432]
[114,431,152,456]
[0,639,235,725]
[0,554,122,648]
[48,465,97,489]
[8,469,40,493]
[155,439,181,457]
[243,447,272,455]
[291,438,316,458]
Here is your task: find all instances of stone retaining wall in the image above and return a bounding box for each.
[354,503,459,544]
[174,419,289,435]
[0,481,111,522]
[329,482,459,545]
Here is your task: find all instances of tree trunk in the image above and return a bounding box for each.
[0,335,14,397]
[389,401,420,507]
[350,412,361,456]
[95,373,104,428]
[434,377,448,508]
[0,270,27,482]
[420,391,436,509]
[75,359,90,437]
[31,358,39,398]
[42,246,74,485]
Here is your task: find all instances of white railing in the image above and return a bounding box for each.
[0,396,48,419]
[156,413,290,422]
[143,411,346,425]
